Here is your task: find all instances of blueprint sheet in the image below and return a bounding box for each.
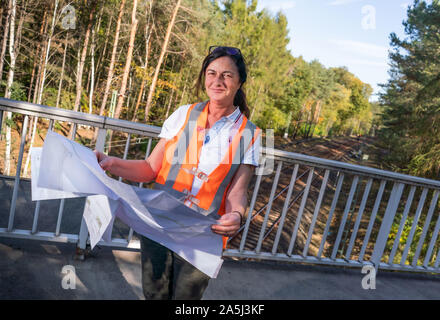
[32,131,224,278]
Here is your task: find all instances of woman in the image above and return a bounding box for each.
[95,46,261,300]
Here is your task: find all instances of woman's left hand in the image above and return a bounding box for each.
[211,211,241,236]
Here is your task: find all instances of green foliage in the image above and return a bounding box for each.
[0,0,374,140]
[1,81,27,101]
[379,0,440,178]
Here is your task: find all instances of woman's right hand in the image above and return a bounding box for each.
[94,150,116,171]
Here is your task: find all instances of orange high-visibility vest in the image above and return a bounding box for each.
[154,101,260,247]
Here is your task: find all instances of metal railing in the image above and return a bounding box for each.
[225,149,440,274]
[1,97,440,274]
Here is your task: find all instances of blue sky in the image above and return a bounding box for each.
[255,0,421,101]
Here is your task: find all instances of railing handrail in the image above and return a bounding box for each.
[0,97,161,136]
[2,97,440,189]
[262,147,440,189]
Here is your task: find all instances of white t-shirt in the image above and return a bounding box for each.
[158,104,261,197]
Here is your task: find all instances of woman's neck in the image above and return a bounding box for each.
[208,100,236,120]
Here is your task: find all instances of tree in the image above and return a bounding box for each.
[98,0,126,118]
[114,0,138,121]
[144,0,181,122]
[73,1,97,113]
[4,0,16,176]
[23,0,60,177]
[379,0,440,178]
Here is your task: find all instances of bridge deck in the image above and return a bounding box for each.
[1,173,440,300]
[1,236,439,300]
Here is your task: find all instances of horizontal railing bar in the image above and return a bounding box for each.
[0,228,140,251]
[262,147,440,189]
[0,98,161,137]
[223,249,440,274]
[0,228,79,243]
[96,238,140,250]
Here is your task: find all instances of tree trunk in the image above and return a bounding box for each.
[132,75,147,122]
[72,2,96,113]
[95,13,113,91]
[27,7,48,102]
[107,0,138,153]
[131,0,153,122]
[55,33,68,108]
[114,0,138,121]
[164,55,177,119]
[27,7,49,141]
[12,1,25,57]
[89,24,96,115]
[98,0,126,117]
[4,0,16,176]
[165,87,175,119]
[179,81,187,105]
[23,0,59,177]
[0,1,11,86]
[144,0,182,122]
[308,100,322,138]
[292,102,306,140]
[250,83,263,121]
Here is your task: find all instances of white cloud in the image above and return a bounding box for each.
[329,0,364,6]
[345,58,389,68]
[261,1,296,13]
[329,39,389,59]
[400,2,410,9]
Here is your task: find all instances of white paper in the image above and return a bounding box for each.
[30,147,91,201]
[83,195,117,248]
[34,131,224,278]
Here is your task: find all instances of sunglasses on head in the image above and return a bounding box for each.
[209,46,242,57]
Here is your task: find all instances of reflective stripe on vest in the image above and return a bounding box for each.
[154,101,259,217]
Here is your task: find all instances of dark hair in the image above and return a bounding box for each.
[195,47,250,118]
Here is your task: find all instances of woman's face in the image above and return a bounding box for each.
[204,56,241,106]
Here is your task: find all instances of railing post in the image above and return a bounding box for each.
[8,115,29,232]
[76,127,107,259]
[371,182,404,272]
[0,109,3,130]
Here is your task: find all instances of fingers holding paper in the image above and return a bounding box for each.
[211,212,241,236]
[94,150,115,171]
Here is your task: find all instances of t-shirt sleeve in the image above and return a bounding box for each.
[242,129,261,167]
[158,104,191,140]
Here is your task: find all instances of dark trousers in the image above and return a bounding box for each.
[140,236,210,300]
